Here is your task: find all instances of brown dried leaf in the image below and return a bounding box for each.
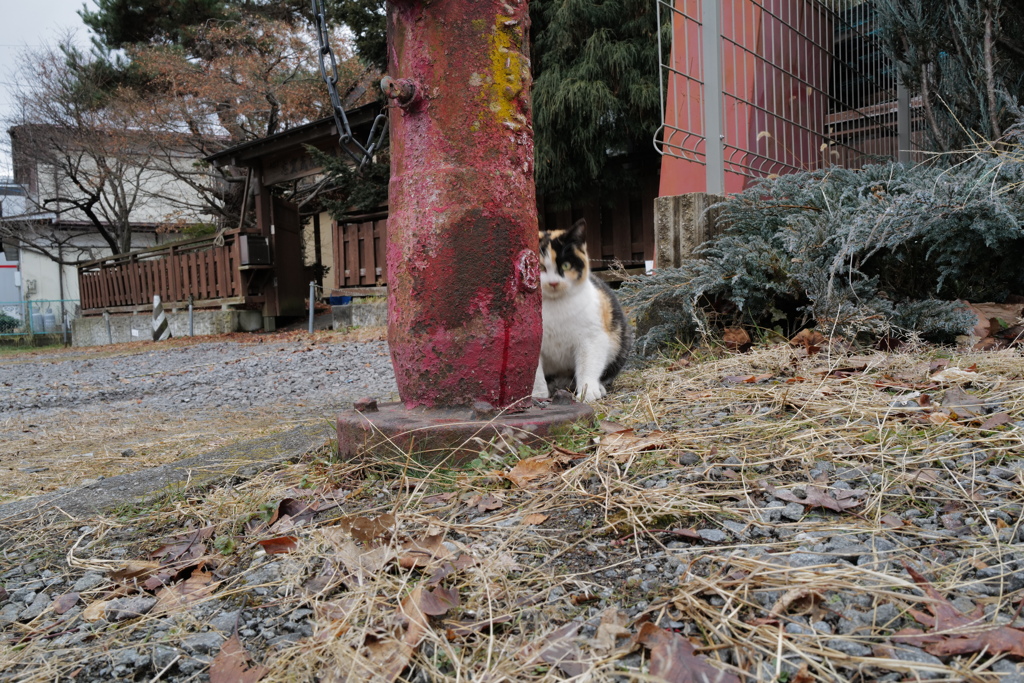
[153,570,215,614]
[723,327,752,352]
[256,536,298,555]
[422,492,457,505]
[722,374,774,384]
[398,534,450,569]
[790,329,825,355]
[893,564,1024,658]
[764,483,864,513]
[82,600,110,622]
[769,588,824,617]
[418,586,460,616]
[444,615,513,639]
[635,622,740,683]
[596,431,669,463]
[209,633,267,683]
[52,592,80,615]
[980,412,1012,430]
[522,513,548,526]
[109,560,162,585]
[503,456,561,488]
[521,622,587,678]
[594,609,633,655]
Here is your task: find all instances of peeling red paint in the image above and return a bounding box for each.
[385,0,540,409]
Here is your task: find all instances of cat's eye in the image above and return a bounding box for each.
[560,262,572,272]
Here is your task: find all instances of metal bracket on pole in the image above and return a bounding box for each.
[701,0,725,195]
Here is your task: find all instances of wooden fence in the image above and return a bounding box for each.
[331,177,658,289]
[78,230,252,314]
[333,211,387,289]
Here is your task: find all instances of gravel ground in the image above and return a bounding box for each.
[0,332,398,502]
[3,343,1024,681]
[1,334,397,420]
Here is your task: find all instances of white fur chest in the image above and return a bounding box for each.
[540,281,604,374]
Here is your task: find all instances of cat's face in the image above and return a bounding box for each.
[538,219,589,298]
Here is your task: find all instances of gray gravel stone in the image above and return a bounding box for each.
[72,572,107,592]
[180,631,225,656]
[697,529,728,543]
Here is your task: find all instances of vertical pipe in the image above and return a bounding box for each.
[308,281,316,334]
[385,0,542,410]
[897,78,912,164]
[702,0,724,194]
[188,301,194,337]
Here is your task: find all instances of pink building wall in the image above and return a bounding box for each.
[660,0,833,197]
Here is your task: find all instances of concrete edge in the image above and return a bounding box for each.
[0,422,335,524]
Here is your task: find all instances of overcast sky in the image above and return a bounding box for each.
[0,0,94,179]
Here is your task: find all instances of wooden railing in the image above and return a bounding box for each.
[78,230,250,314]
[334,211,387,289]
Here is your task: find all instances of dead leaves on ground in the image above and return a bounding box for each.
[764,482,866,514]
[210,632,267,683]
[520,612,739,682]
[894,564,1024,659]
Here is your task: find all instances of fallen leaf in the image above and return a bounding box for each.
[153,570,216,613]
[109,560,162,585]
[82,599,110,622]
[635,622,740,683]
[722,374,773,384]
[521,513,548,526]
[940,386,987,420]
[422,492,456,505]
[150,525,215,562]
[723,327,752,352]
[769,588,824,617]
[444,614,513,639]
[52,592,80,615]
[980,412,1012,430]
[256,536,298,555]
[790,329,825,355]
[594,609,633,655]
[522,622,587,678]
[210,632,267,683]
[398,534,450,569]
[418,586,460,616]
[503,456,561,488]
[765,483,864,513]
[892,564,1024,658]
[596,430,669,462]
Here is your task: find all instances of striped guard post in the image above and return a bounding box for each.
[152,295,171,341]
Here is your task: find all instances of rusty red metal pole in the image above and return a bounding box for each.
[336,0,593,463]
[383,0,541,410]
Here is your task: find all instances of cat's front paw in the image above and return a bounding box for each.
[577,382,606,402]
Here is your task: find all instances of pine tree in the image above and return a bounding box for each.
[304,0,662,203]
[874,0,1024,151]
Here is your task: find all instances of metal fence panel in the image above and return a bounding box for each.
[658,0,926,194]
[0,299,80,337]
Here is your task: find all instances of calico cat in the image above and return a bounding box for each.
[532,219,633,402]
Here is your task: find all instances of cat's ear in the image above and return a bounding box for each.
[568,219,587,243]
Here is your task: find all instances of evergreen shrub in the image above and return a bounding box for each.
[622,155,1024,353]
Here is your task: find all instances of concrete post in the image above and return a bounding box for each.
[654,193,726,269]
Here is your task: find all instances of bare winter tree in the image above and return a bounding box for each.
[2,19,375,265]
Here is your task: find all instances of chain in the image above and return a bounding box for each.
[311,0,388,168]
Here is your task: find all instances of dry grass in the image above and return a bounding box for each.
[2,341,1024,682]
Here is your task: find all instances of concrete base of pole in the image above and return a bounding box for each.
[336,392,594,467]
